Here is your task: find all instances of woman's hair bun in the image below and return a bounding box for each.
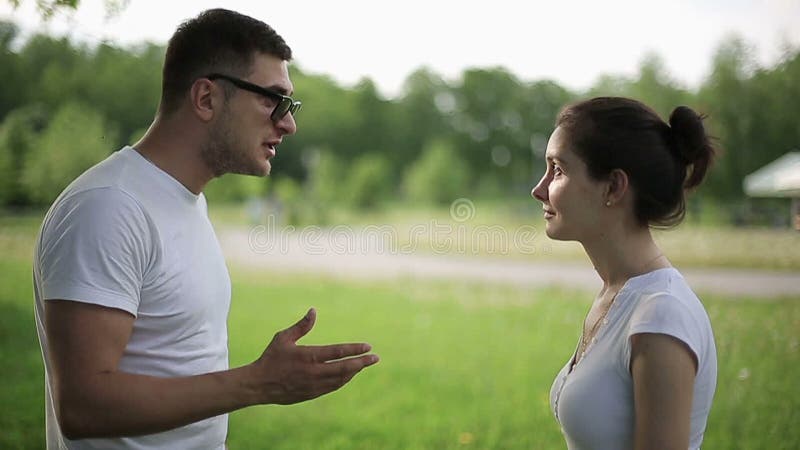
[668,105,715,188]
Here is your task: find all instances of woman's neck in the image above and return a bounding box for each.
[581,227,670,290]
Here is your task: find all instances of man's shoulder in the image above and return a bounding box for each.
[38,186,152,257]
[46,148,151,218]
[55,185,145,217]
[41,150,153,246]
[58,148,137,195]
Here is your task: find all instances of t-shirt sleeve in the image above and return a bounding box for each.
[624,293,704,373]
[36,187,154,316]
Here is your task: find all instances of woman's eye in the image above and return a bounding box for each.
[553,165,563,176]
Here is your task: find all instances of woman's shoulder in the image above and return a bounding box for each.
[624,267,704,312]
[623,267,715,353]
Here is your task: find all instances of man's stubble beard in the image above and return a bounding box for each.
[201,107,262,178]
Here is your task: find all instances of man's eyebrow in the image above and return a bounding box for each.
[266,85,292,96]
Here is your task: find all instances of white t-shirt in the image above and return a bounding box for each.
[33,146,232,450]
[550,268,717,450]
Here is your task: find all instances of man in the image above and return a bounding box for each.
[33,9,379,449]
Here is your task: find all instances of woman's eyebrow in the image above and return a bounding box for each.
[546,155,568,166]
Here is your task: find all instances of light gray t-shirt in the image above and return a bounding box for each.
[34,146,231,449]
[550,268,717,450]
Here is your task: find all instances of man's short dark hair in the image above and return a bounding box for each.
[160,8,292,114]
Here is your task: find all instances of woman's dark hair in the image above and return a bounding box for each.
[556,97,716,227]
[160,8,292,114]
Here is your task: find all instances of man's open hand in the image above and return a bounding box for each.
[250,308,379,405]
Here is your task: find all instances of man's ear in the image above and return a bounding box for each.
[189,78,218,122]
[604,168,630,206]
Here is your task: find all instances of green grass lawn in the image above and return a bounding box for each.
[226,270,800,450]
[2,211,799,449]
[2,252,798,448]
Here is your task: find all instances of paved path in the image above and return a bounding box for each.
[218,227,800,300]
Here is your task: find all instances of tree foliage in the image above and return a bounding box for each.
[404,139,470,205]
[0,104,47,206]
[343,154,392,210]
[21,101,117,204]
[0,22,797,224]
[7,0,129,19]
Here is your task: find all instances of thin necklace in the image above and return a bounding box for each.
[574,289,619,366]
[582,293,617,346]
[576,252,665,363]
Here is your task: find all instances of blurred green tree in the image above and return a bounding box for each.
[0,21,25,119]
[83,43,163,144]
[203,174,264,204]
[587,73,634,98]
[270,176,305,225]
[517,80,574,187]
[282,68,359,181]
[395,67,453,172]
[0,23,797,216]
[307,148,343,205]
[698,35,757,200]
[342,153,392,210]
[7,0,129,19]
[17,34,86,112]
[21,102,117,204]
[403,138,469,205]
[628,53,694,119]
[0,104,47,206]
[450,67,523,186]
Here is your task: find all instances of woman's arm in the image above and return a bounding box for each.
[630,332,697,450]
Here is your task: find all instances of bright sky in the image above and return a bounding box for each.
[2,0,799,98]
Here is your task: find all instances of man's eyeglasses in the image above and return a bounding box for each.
[206,73,302,123]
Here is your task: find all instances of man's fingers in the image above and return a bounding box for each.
[300,356,377,402]
[317,353,380,378]
[277,308,316,343]
[304,343,373,363]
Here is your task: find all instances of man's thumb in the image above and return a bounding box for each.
[281,308,316,343]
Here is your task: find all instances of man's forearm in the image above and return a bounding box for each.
[58,364,258,440]
[50,307,378,440]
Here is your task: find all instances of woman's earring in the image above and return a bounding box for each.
[605,201,612,207]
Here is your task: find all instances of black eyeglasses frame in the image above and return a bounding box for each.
[206,73,302,122]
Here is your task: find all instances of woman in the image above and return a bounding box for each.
[532,97,717,450]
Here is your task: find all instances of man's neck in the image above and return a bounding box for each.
[132,116,214,195]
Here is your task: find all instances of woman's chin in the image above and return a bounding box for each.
[543,224,572,242]
[543,223,559,240]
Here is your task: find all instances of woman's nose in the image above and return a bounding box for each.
[531,176,549,203]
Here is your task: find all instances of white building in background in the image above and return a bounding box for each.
[744,152,800,230]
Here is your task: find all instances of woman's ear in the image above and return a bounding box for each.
[604,169,629,207]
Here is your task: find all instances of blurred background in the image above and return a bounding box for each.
[0,1,798,449]
[0,0,798,224]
